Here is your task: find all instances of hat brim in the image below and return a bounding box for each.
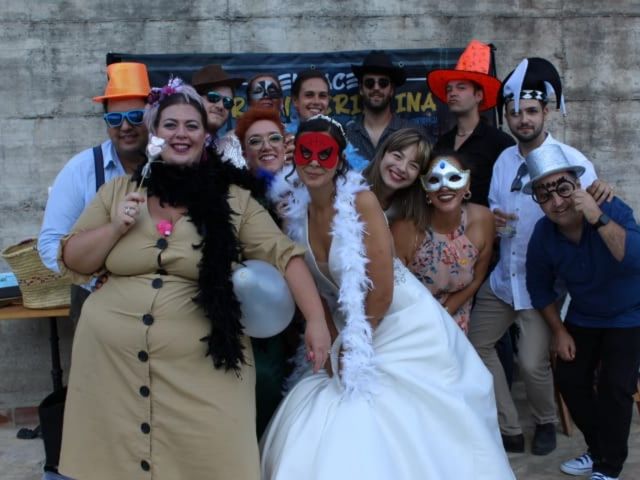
[522,165,586,194]
[92,93,149,103]
[193,78,245,94]
[427,69,501,111]
[351,65,406,87]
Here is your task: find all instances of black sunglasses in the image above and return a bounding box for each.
[206,91,234,110]
[103,109,145,128]
[363,77,391,89]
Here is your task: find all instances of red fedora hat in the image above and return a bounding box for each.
[426,40,501,111]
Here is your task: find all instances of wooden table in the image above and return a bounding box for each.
[0,303,70,392]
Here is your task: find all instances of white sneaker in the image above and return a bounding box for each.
[590,473,618,480]
[560,452,593,475]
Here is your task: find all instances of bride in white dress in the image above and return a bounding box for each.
[262,115,514,480]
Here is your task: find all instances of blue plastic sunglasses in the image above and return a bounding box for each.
[103,109,145,128]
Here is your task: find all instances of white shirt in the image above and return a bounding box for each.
[38,140,127,276]
[488,133,597,310]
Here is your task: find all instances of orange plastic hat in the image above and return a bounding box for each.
[92,62,151,102]
[426,40,501,111]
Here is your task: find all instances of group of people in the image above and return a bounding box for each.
[36,39,639,480]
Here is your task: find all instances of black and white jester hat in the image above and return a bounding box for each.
[497,57,566,119]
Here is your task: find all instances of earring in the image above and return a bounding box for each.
[425,195,432,205]
[463,190,472,200]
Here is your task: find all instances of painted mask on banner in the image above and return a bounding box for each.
[294,132,340,169]
[420,158,470,191]
[249,80,283,101]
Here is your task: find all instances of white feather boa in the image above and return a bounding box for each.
[268,169,377,398]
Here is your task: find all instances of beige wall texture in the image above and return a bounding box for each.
[0,1,639,405]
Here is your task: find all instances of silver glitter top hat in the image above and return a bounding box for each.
[522,144,585,194]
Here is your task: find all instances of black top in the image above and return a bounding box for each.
[345,114,417,162]
[435,120,515,206]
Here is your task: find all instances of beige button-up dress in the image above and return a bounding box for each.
[58,176,303,480]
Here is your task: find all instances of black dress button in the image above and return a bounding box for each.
[141,460,150,471]
[138,351,149,362]
[152,278,163,289]
[156,238,168,250]
[142,314,154,326]
[141,422,151,434]
[140,386,150,397]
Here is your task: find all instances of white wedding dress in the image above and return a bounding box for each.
[260,217,515,479]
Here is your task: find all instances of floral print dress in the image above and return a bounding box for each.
[409,206,478,329]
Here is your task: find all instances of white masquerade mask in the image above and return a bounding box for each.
[420,158,470,192]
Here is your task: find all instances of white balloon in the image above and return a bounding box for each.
[232,260,295,338]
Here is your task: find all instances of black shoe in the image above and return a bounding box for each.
[501,433,525,453]
[532,422,556,455]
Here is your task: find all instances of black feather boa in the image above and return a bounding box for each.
[132,148,268,373]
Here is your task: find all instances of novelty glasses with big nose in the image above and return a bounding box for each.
[103,109,145,128]
[531,177,576,204]
[294,133,340,170]
[420,158,470,192]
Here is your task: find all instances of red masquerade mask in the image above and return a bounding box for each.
[294,133,340,169]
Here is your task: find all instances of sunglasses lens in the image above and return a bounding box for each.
[126,110,145,125]
[104,113,123,127]
[363,78,390,89]
[207,92,221,103]
[222,97,233,109]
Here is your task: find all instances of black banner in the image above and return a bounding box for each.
[109,48,498,141]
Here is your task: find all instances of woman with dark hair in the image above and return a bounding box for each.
[56,79,330,480]
[246,72,284,111]
[260,116,514,480]
[392,149,495,333]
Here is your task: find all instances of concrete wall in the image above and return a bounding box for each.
[1,1,639,406]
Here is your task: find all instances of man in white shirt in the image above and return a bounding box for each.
[467,58,611,456]
[39,63,150,325]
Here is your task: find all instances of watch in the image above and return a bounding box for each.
[592,213,611,229]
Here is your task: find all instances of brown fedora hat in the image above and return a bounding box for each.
[191,64,245,94]
[351,50,407,87]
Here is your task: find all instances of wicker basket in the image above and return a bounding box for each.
[1,239,71,309]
